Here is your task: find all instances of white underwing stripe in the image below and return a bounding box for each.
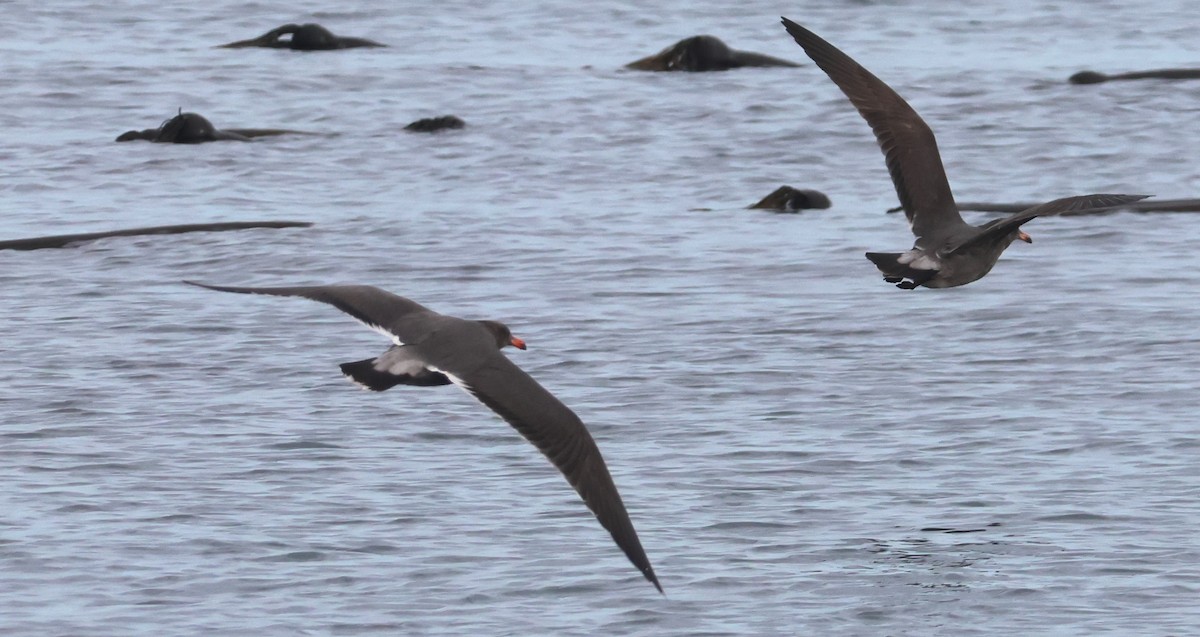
[443,372,490,411]
[345,316,405,346]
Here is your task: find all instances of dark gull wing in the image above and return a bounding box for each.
[781,18,965,239]
[183,281,439,345]
[444,353,662,593]
[946,194,1150,254]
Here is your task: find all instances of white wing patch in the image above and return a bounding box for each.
[437,368,468,390]
[897,249,940,271]
[375,347,428,376]
[438,368,488,408]
[341,346,435,391]
[344,317,404,346]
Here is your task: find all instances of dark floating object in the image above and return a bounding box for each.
[183,281,662,593]
[0,221,312,251]
[748,186,831,211]
[888,199,1200,214]
[626,35,800,72]
[117,111,313,143]
[219,23,385,50]
[780,18,1148,289]
[404,115,466,133]
[1069,68,1200,84]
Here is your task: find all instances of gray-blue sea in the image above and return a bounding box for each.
[3,0,1199,634]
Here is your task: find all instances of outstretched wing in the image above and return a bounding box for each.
[781,18,965,240]
[946,194,1150,254]
[184,281,439,345]
[445,353,662,593]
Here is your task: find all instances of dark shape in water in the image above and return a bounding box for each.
[749,186,831,211]
[781,17,1148,289]
[404,115,466,133]
[183,281,663,593]
[0,221,312,251]
[116,111,312,143]
[626,35,800,72]
[1069,68,1200,84]
[219,23,385,50]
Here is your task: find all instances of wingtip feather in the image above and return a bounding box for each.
[647,570,664,595]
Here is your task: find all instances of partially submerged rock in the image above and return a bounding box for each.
[219,23,385,50]
[404,115,466,133]
[1069,68,1200,84]
[116,112,313,143]
[749,186,831,211]
[626,35,800,72]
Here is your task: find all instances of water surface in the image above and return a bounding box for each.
[2,1,1199,635]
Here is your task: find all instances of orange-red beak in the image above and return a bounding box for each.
[1018,230,1032,243]
[510,336,527,350]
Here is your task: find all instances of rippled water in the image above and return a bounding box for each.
[3,0,1200,634]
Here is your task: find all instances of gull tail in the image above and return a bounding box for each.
[865,252,935,289]
[339,358,451,391]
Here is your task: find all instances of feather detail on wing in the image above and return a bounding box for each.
[183,282,439,345]
[946,194,1150,254]
[441,355,662,592]
[781,18,965,238]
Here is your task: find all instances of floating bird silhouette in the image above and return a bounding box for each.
[780,18,1148,289]
[185,281,661,592]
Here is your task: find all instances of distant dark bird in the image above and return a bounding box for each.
[219,23,385,50]
[404,115,466,133]
[1070,68,1200,84]
[117,111,311,143]
[626,35,799,71]
[748,186,831,212]
[781,18,1148,289]
[184,281,662,593]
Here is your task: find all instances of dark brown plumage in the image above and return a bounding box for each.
[185,281,661,593]
[781,18,1148,288]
